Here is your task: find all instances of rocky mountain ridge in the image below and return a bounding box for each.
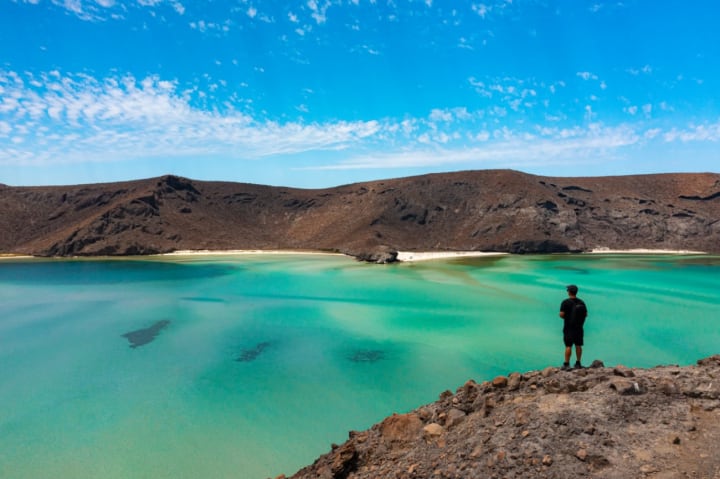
[1,170,719,260]
[284,356,720,479]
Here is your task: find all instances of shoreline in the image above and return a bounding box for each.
[395,251,508,262]
[0,248,711,262]
[395,249,710,262]
[161,248,711,258]
[162,250,510,263]
[588,248,708,255]
[160,249,344,257]
[0,254,34,260]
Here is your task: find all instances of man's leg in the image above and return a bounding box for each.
[574,328,584,366]
[564,346,572,363]
[574,345,583,367]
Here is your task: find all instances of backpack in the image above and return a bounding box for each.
[569,299,587,327]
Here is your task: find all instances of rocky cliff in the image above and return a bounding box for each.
[284,356,720,479]
[1,170,719,259]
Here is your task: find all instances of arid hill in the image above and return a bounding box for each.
[284,356,720,479]
[1,170,719,259]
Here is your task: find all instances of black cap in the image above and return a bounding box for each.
[566,284,578,294]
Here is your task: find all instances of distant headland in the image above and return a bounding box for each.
[1,170,718,261]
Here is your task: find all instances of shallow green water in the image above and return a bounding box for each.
[0,254,718,478]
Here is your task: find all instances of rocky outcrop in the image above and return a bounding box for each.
[343,245,399,264]
[283,356,720,479]
[1,170,719,259]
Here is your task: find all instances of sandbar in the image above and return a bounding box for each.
[396,251,507,262]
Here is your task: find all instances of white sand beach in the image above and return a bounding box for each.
[161,248,710,262]
[161,249,344,257]
[395,249,710,262]
[396,251,507,262]
[2,249,708,262]
[163,249,507,262]
[589,247,707,255]
[0,254,34,260]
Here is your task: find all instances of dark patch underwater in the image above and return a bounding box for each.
[122,319,170,348]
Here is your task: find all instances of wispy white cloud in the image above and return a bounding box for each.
[2,69,718,176]
[663,122,720,142]
[27,0,186,21]
[0,70,384,166]
[307,0,331,24]
[472,3,489,18]
[468,76,556,118]
[428,107,471,123]
[457,37,474,50]
[470,1,513,20]
[305,123,644,171]
[644,128,661,140]
[189,19,230,33]
[359,45,381,55]
[0,120,12,136]
[627,64,653,76]
[576,71,598,81]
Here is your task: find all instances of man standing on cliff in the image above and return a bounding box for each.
[559,284,587,370]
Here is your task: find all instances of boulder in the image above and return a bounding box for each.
[609,378,644,395]
[379,413,423,443]
[492,376,508,388]
[444,408,466,429]
[422,423,444,439]
[508,372,522,390]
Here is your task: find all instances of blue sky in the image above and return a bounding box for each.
[1,0,719,187]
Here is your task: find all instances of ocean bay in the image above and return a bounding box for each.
[1,254,719,478]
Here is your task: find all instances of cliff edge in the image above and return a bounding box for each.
[283,356,720,479]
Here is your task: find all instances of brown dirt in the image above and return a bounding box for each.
[283,356,720,479]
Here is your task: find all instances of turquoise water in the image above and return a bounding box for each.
[1,253,719,478]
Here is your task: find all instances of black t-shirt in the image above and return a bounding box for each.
[561,297,587,330]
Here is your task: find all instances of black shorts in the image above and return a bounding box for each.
[563,328,584,347]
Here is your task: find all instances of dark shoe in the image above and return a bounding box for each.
[561,362,571,371]
[574,361,583,369]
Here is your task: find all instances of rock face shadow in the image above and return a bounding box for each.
[122,319,170,348]
[347,349,385,363]
[236,341,271,362]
